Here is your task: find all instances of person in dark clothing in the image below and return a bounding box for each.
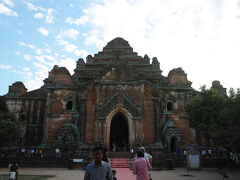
[112,170,117,180]
[102,148,111,164]
[84,146,112,180]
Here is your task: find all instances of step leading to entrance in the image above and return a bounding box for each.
[111,158,130,168]
[109,152,130,159]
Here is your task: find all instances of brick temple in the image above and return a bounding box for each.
[2,37,226,152]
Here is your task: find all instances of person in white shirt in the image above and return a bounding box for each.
[139,147,152,163]
[201,149,206,156]
[184,149,187,156]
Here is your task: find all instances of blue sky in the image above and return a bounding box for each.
[0,0,240,95]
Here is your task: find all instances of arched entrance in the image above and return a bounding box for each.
[110,112,128,152]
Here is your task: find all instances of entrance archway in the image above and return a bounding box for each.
[110,112,128,152]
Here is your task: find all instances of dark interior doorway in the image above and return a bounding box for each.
[170,137,176,152]
[110,112,128,152]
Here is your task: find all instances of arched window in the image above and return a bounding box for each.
[167,102,173,111]
[66,101,73,110]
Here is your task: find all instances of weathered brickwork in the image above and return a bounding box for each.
[3,37,215,151]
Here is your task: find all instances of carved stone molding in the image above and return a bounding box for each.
[96,91,141,120]
[56,122,80,141]
[162,119,182,150]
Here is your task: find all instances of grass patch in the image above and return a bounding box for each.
[0,174,55,180]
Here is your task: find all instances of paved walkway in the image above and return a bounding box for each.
[114,168,136,180]
[1,167,240,180]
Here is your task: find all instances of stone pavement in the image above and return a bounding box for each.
[0,167,240,180]
[114,168,136,180]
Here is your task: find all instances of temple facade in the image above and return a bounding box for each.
[3,37,208,152]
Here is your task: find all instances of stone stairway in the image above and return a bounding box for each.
[109,152,130,159]
[110,152,132,169]
[111,158,130,168]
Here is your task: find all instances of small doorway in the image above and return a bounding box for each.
[110,112,128,152]
[170,136,176,152]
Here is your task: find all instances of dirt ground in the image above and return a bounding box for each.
[0,167,240,180]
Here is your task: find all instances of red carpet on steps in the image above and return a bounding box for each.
[111,158,129,168]
[111,158,136,180]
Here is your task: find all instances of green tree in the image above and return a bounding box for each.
[0,98,22,146]
[186,87,240,150]
[0,118,22,146]
[215,89,240,150]
[185,87,226,144]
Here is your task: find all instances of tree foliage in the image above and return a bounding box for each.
[185,87,225,139]
[215,88,240,149]
[0,118,22,146]
[0,98,22,146]
[185,87,240,150]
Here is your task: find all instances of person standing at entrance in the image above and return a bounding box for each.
[112,142,116,152]
[84,146,113,180]
[133,151,152,180]
[130,148,134,159]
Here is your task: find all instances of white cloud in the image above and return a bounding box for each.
[55,36,68,46]
[12,70,32,79]
[55,31,80,53]
[32,62,50,73]
[37,27,49,36]
[18,42,36,49]
[74,49,89,57]
[35,55,56,66]
[14,51,21,55]
[84,34,104,49]
[23,67,30,71]
[45,8,55,24]
[23,1,55,24]
[70,3,74,8]
[65,16,89,25]
[24,79,43,91]
[56,29,80,40]
[23,61,50,91]
[0,64,11,69]
[65,44,78,53]
[35,48,52,55]
[80,0,240,91]
[59,58,75,74]
[44,48,51,53]
[2,0,14,8]
[22,51,75,92]
[28,44,36,49]
[35,49,42,55]
[44,55,56,62]
[33,54,57,68]
[16,30,23,34]
[34,12,44,19]
[23,1,38,11]
[18,42,26,46]
[23,54,32,61]
[0,3,17,16]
